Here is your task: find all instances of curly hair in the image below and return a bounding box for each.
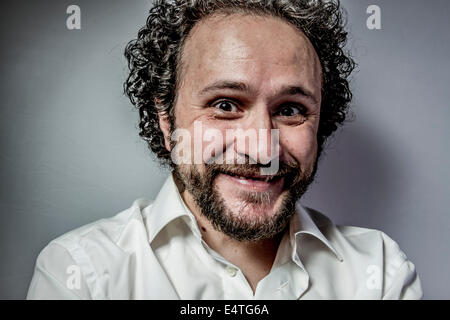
[124,0,355,167]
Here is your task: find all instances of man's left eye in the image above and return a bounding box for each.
[275,105,306,117]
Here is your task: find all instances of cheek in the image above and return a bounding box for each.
[173,113,232,164]
[174,103,194,129]
[280,125,318,165]
[200,121,231,160]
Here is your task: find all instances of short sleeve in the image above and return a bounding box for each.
[26,242,92,300]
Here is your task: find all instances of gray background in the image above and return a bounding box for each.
[0,0,448,299]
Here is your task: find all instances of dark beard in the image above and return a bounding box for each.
[174,160,318,242]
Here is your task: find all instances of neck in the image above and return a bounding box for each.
[181,189,284,293]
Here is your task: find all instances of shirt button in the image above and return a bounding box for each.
[225,266,238,277]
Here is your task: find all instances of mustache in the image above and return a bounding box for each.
[205,161,302,186]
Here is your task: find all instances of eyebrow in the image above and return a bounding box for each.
[198,80,319,104]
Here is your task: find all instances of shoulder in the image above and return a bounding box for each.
[45,198,153,251]
[28,198,154,299]
[306,206,408,261]
[305,207,423,299]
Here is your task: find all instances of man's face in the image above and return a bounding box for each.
[162,13,322,241]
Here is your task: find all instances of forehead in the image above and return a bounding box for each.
[179,13,322,97]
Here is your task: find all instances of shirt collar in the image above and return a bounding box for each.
[144,173,198,243]
[290,203,344,262]
[144,174,343,262]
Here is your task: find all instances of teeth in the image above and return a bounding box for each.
[236,175,274,182]
[226,173,278,182]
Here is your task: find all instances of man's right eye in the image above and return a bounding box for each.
[212,100,239,113]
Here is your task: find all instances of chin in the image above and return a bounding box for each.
[218,188,289,223]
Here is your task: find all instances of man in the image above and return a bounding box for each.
[27,0,422,299]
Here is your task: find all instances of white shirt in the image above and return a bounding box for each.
[27,174,423,300]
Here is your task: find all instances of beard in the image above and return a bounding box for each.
[174,159,318,242]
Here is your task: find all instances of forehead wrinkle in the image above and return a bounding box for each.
[183,13,309,66]
[180,12,323,101]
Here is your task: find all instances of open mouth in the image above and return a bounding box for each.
[220,171,282,183]
[217,171,285,192]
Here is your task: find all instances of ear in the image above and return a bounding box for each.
[157,102,172,153]
[159,113,172,152]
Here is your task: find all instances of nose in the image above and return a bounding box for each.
[232,106,281,165]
